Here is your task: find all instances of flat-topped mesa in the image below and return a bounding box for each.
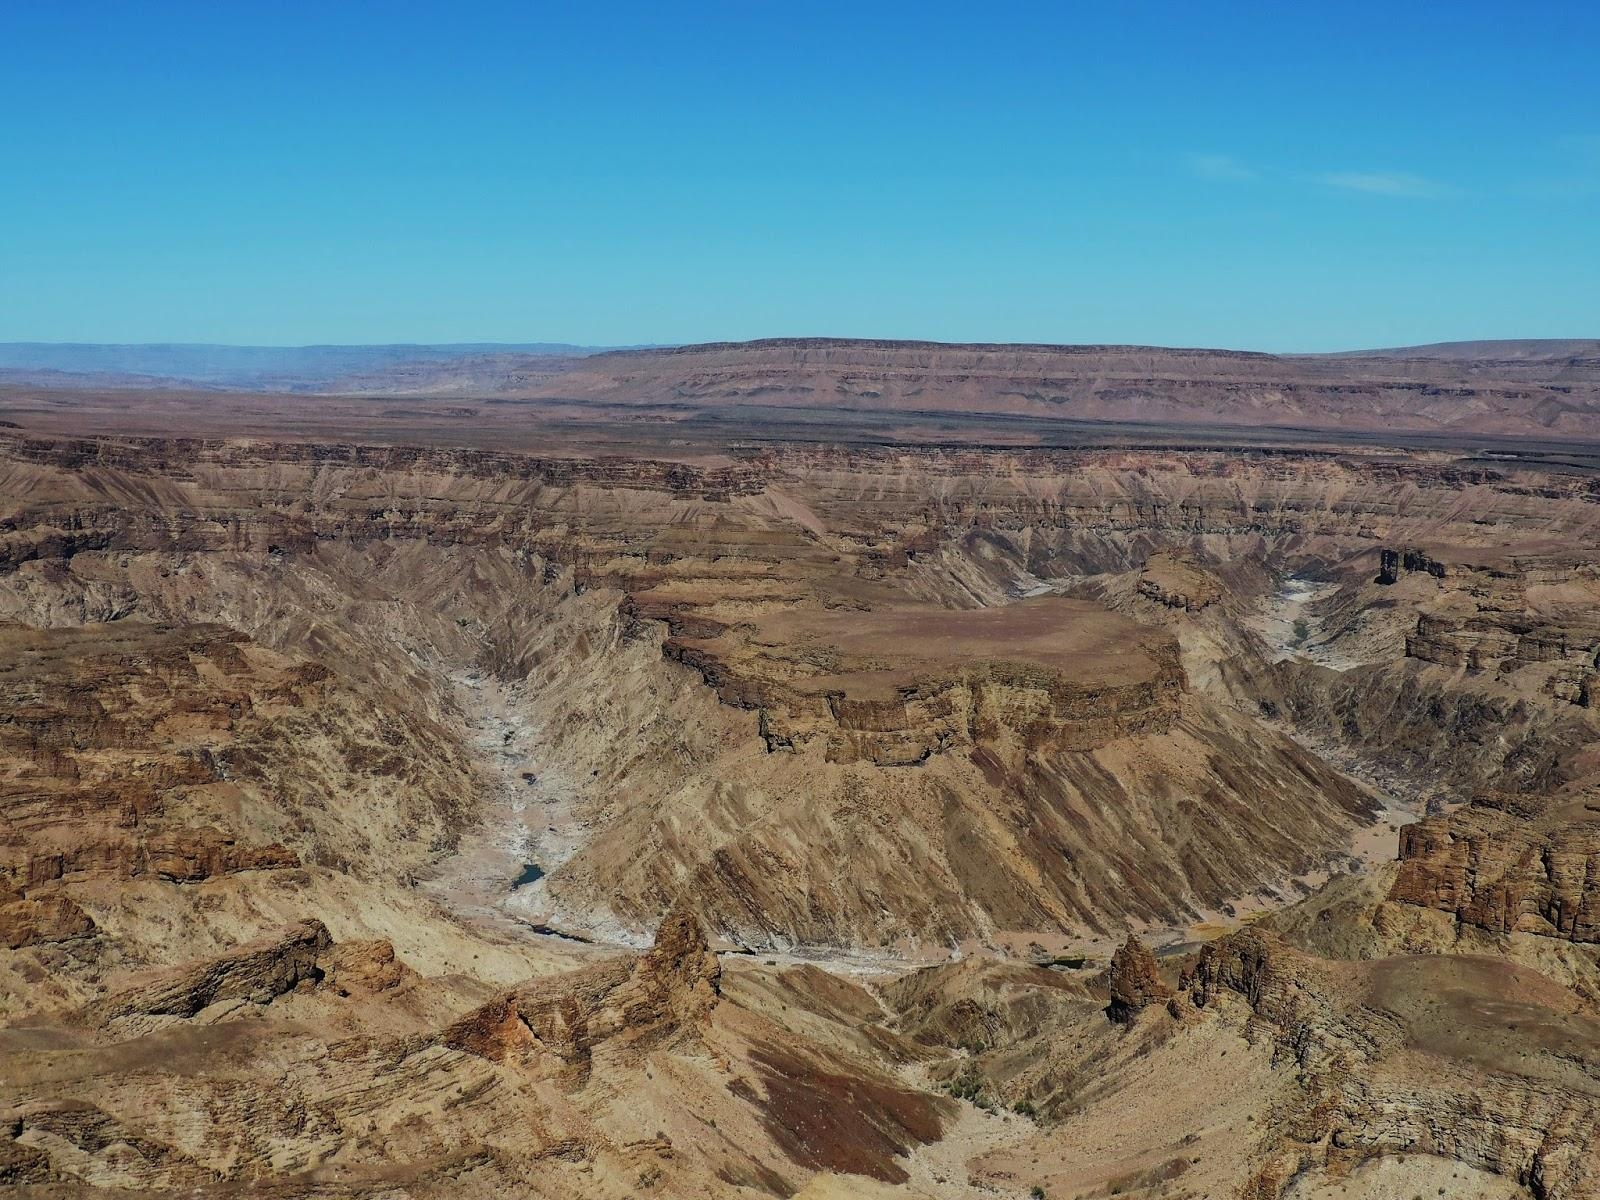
[1136,551,1222,612]
[660,595,1185,765]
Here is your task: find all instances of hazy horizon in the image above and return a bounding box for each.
[3,2,1597,349]
[3,335,1598,356]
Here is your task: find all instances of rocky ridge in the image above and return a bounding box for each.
[347,338,1600,437]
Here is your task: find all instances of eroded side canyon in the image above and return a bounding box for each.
[3,427,1600,1198]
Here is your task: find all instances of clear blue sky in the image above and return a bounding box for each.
[2,1,1596,350]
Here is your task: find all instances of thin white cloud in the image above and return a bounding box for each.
[1185,155,1458,198]
[1315,170,1445,198]
[1184,153,1258,182]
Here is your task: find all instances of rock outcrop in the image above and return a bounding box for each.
[1376,546,1449,585]
[1135,551,1222,611]
[1105,935,1173,1022]
[0,612,488,1016]
[446,905,720,1086]
[1186,929,1600,1199]
[1391,802,1600,943]
[658,596,1185,764]
[1367,545,1600,689]
[328,938,414,995]
[0,890,94,949]
[87,919,331,1025]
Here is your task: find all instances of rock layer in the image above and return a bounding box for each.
[1391,800,1600,943]
[660,596,1184,764]
[1,406,1599,1195]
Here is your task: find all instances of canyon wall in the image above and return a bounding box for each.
[5,422,1600,1197]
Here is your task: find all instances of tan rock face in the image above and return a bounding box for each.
[3,418,1600,1195]
[1105,935,1173,1022]
[87,919,331,1026]
[1185,929,1600,1199]
[445,904,720,1087]
[1364,543,1600,695]
[0,891,94,950]
[0,623,325,891]
[0,905,952,1197]
[329,938,412,995]
[1136,551,1222,612]
[661,596,1184,764]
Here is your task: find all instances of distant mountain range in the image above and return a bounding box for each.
[3,338,1597,438]
[0,342,613,391]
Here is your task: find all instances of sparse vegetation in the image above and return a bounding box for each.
[942,1065,994,1110]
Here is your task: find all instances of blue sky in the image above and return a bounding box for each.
[2,1,1596,350]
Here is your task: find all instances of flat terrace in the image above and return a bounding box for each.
[741,596,1173,699]
[6,386,1600,474]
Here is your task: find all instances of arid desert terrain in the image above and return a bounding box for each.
[3,339,1600,1199]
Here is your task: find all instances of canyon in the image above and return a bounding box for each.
[2,344,1600,1198]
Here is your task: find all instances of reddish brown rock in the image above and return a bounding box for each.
[329,938,412,995]
[443,993,544,1064]
[444,903,721,1086]
[142,830,300,882]
[1390,806,1600,943]
[1105,935,1173,1022]
[0,891,95,950]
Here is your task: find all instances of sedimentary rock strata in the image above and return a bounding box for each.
[1185,929,1600,1198]
[2,413,1600,1197]
[1104,935,1173,1022]
[384,338,1600,437]
[2,430,1432,948]
[87,918,332,1026]
[1135,551,1222,612]
[659,595,1183,764]
[1391,798,1600,943]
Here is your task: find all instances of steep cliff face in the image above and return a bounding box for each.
[1256,541,1600,951]
[1184,929,1600,1199]
[1391,799,1600,943]
[1378,546,1600,692]
[446,903,721,1086]
[4,421,1600,1196]
[0,609,531,1022]
[1104,935,1173,1022]
[658,596,1185,764]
